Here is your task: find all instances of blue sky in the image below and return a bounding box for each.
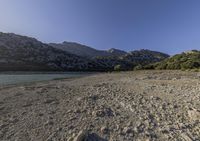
[0,0,200,55]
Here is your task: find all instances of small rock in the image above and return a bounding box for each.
[67,137,73,141]
[45,120,54,125]
[92,108,114,117]
[137,138,150,141]
[133,127,138,133]
[67,110,73,113]
[101,126,109,134]
[73,130,88,141]
[123,127,132,134]
[75,109,81,113]
[76,97,82,101]
[44,99,55,104]
[180,133,193,141]
[38,113,44,116]
[92,110,105,117]
[56,127,62,131]
[188,108,200,121]
[127,121,132,127]
[116,125,120,130]
[19,86,25,90]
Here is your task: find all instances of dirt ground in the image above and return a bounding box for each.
[0,70,199,141]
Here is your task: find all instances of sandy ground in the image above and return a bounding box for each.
[0,70,199,141]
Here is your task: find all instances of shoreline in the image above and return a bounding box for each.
[0,72,98,88]
[0,73,97,90]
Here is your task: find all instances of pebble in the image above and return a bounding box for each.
[123,127,132,134]
[101,126,109,134]
[73,130,88,141]
[188,108,200,121]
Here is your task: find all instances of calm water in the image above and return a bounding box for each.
[0,72,92,85]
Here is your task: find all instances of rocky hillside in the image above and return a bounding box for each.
[0,32,169,71]
[0,32,89,71]
[106,48,127,56]
[49,41,169,71]
[144,50,200,70]
[90,49,169,71]
[49,42,126,58]
[49,42,109,58]
[122,49,169,66]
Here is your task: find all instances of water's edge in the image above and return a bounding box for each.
[0,72,95,86]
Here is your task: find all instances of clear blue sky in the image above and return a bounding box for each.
[0,0,200,55]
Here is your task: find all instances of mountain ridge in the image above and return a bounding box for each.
[0,32,90,71]
[49,41,127,58]
[0,32,170,71]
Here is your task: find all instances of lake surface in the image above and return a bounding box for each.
[0,72,92,85]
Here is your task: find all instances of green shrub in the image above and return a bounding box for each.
[148,50,200,70]
[133,64,143,70]
[114,65,122,71]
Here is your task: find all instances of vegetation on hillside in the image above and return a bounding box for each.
[143,50,200,71]
[0,32,169,71]
[89,49,169,71]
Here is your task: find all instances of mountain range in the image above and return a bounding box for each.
[49,42,127,58]
[0,32,176,71]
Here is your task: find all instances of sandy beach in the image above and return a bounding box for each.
[0,71,199,141]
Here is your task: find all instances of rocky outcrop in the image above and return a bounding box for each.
[106,48,127,56]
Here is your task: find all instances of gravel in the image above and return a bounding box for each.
[0,70,199,141]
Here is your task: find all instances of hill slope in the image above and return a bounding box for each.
[43,41,170,71]
[145,50,200,70]
[122,49,169,65]
[49,42,110,58]
[49,42,127,58]
[90,49,169,71]
[0,32,169,71]
[106,48,127,56]
[0,32,89,71]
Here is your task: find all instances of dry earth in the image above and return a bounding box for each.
[0,71,200,141]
